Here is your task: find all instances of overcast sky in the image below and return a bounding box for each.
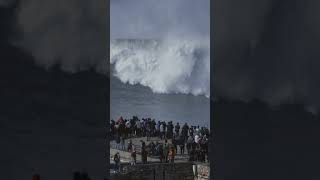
[213,0,320,111]
[2,0,320,111]
[110,0,210,39]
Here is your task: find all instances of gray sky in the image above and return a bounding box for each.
[213,0,320,111]
[3,0,320,110]
[110,0,210,39]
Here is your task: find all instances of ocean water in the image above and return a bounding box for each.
[110,75,210,127]
[110,39,210,127]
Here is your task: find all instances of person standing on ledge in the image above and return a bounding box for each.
[130,147,137,165]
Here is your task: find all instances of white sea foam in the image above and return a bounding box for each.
[110,36,210,97]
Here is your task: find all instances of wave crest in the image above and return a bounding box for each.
[110,37,210,97]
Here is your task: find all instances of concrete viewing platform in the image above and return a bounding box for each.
[109,137,210,179]
[110,148,159,163]
[110,161,210,180]
[110,136,191,164]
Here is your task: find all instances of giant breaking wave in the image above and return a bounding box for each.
[110,37,210,97]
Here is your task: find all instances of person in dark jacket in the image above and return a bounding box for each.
[159,143,164,162]
[141,147,148,164]
[113,152,121,172]
[115,134,121,149]
[182,123,189,142]
[186,135,194,154]
[127,139,133,152]
[175,123,180,135]
[131,147,137,165]
[180,143,185,155]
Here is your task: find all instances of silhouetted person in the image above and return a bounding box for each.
[167,122,174,139]
[141,140,146,149]
[159,144,164,162]
[149,141,156,155]
[73,171,81,180]
[156,121,161,137]
[141,147,148,164]
[175,123,180,135]
[182,123,189,142]
[180,143,185,154]
[189,148,195,161]
[189,127,194,137]
[80,171,91,180]
[186,136,193,154]
[32,174,40,180]
[115,134,121,149]
[131,147,137,165]
[120,136,125,150]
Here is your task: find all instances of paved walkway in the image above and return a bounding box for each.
[110,148,159,164]
[110,137,190,164]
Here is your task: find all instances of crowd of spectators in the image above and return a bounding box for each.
[111,116,210,164]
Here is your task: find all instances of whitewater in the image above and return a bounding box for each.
[110,37,210,98]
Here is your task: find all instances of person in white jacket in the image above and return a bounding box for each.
[194,134,200,144]
[160,123,165,140]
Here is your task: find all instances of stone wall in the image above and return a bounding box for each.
[110,162,210,180]
[111,162,194,180]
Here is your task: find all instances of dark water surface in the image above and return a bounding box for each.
[111,76,210,127]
